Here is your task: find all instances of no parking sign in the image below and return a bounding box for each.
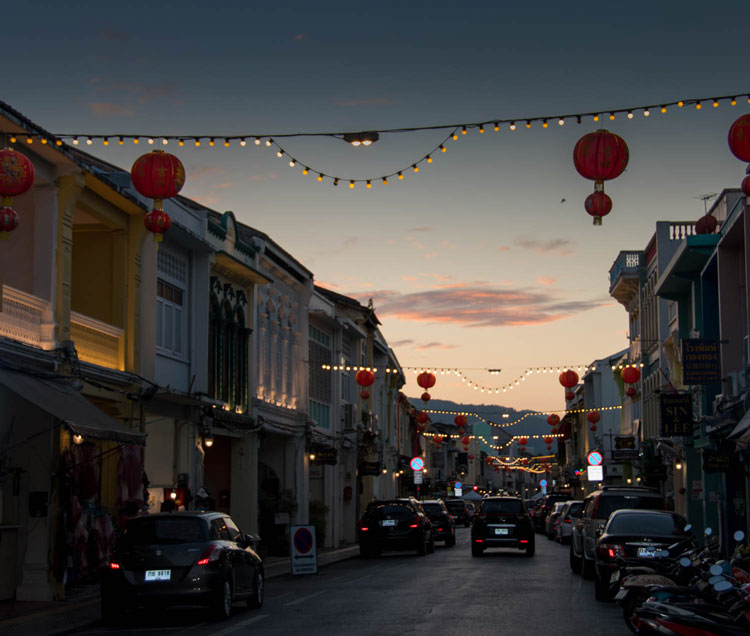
[290,525,318,575]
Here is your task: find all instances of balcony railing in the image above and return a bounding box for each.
[0,285,55,349]
[71,311,124,370]
[609,251,643,289]
[668,222,696,240]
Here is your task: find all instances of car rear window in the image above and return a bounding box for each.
[123,517,209,545]
[421,503,444,515]
[445,501,465,512]
[607,512,688,536]
[368,504,414,521]
[566,502,583,517]
[596,495,663,519]
[480,500,523,514]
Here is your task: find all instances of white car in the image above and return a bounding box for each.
[555,500,583,543]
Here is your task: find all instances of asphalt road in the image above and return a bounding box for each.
[77,528,630,636]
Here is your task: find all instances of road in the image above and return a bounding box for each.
[77,528,630,635]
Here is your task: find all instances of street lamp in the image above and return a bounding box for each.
[342,132,380,147]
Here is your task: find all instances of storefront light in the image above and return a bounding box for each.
[202,429,214,448]
[72,433,84,445]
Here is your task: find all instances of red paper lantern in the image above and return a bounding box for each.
[573,130,629,226]
[586,410,601,425]
[584,191,612,225]
[359,390,370,400]
[454,414,467,428]
[457,427,465,436]
[546,445,552,451]
[0,206,19,237]
[621,366,641,385]
[416,411,429,425]
[355,369,375,387]
[468,454,474,461]
[434,435,443,445]
[742,175,750,198]
[626,387,637,398]
[518,436,529,446]
[144,208,172,237]
[461,436,470,446]
[695,214,718,235]
[559,370,579,389]
[131,150,185,241]
[565,390,575,401]
[543,436,553,445]
[0,148,34,198]
[463,446,469,452]
[590,425,597,432]
[521,458,528,465]
[728,114,750,162]
[547,414,561,427]
[421,391,431,403]
[417,371,436,390]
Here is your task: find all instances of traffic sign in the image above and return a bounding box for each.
[290,525,317,575]
[539,479,548,488]
[454,481,462,489]
[587,451,603,466]
[410,456,424,471]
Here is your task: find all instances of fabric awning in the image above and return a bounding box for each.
[729,406,750,446]
[0,366,146,445]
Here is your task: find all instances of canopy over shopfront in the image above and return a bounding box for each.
[0,366,145,445]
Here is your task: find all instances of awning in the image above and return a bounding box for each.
[729,407,750,447]
[0,366,146,445]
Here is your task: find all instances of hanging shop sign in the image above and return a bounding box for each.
[312,447,338,465]
[702,449,732,474]
[681,339,721,385]
[659,393,694,436]
[612,435,637,460]
[360,461,382,476]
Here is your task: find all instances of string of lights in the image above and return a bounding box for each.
[422,404,622,429]
[4,91,747,188]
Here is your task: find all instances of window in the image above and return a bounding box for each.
[156,279,184,356]
[309,399,330,429]
[309,325,331,428]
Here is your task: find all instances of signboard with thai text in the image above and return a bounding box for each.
[702,449,732,473]
[682,339,721,385]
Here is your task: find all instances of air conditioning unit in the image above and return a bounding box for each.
[342,403,355,430]
[727,372,740,397]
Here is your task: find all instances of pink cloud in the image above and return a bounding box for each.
[89,102,135,117]
[415,342,460,350]
[352,284,608,328]
[316,280,342,291]
[402,275,418,281]
[294,34,304,40]
[497,245,511,252]
[514,237,576,256]
[440,240,457,249]
[407,226,432,232]
[537,277,556,285]
[389,339,414,347]
[187,165,228,179]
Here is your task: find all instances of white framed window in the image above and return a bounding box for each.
[156,279,184,356]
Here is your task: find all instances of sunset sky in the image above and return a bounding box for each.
[6,1,748,412]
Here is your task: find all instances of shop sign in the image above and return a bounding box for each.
[360,461,382,476]
[702,450,732,473]
[691,480,703,501]
[682,339,721,385]
[313,447,338,465]
[615,436,636,449]
[659,393,693,436]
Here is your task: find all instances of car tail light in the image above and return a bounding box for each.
[655,618,718,636]
[360,526,369,532]
[598,543,625,559]
[474,539,484,543]
[438,527,443,532]
[196,543,222,566]
[563,517,570,523]
[409,515,421,529]
[109,562,121,570]
[520,539,529,544]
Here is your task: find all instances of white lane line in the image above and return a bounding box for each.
[285,590,326,606]
[209,614,269,635]
[327,576,345,582]
[349,574,373,583]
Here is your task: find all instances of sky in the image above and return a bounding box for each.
[5,1,749,413]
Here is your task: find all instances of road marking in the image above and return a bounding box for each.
[209,614,268,635]
[285,590,326,606]
[326,576,345,582]
[349,574,373,583]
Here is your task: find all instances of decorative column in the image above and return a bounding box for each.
[54,174,84,344]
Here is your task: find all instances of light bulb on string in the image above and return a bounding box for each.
[224,139,230,147]
[677,101,684,107]
[265,139,272,147]
[195,139,201,147]
[86,137,93,145]
[509,122,516,130]
[255,138,261,145]
[593,114,600,122]
[413,164,419,173]
[147,137,154,145]
[240,138,247,146]
[558,118,564,126]
[627,111,634,119]
[494,122,499,131]
[661,105,667,113]
[643,109,650,117]
[461,126,467,135]
[426,156,432,163]
[133,138,139,144]
[479,125,485,133]
[731,97,737,106]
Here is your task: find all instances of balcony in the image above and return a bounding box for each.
[71,312,124,370]
[0,285,55,350]
[609,251,643,306]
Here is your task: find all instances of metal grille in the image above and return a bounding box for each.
[157,249,187,283]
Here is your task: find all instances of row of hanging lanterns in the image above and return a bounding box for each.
[0,148,34,237]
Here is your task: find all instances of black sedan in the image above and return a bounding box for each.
[593,509,693,600]
[471,497,535,557]
[358,498,435,557]
[420,499,456,547]
[101,511,264,622]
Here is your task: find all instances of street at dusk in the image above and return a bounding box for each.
[1,3,750,636]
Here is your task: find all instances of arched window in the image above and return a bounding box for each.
[207,295,220,398]
[263,302,272,391]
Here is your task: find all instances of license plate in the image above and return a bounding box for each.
[494,528,509,535]
[614,589,627,601]
[610,572,620,584]
[145,569,171,582]
[637,547,658,557]
[381,519,397,527]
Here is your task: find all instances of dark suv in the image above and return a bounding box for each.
[471,497,534,557]
[570,486,664,578]
[420,499,456,547]
[358,498,435,557]
[444,498,471,527]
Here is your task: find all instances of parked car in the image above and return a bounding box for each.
[471,496,534,557]
[444,498,471,527]
[533,493,572,533]
[359,498,435,557]
[420,499,456,547]
[545,501,567,540]
[555,500,583,544]
[592,509,693,600]
[101,511,264,623]
[570,486,665,578]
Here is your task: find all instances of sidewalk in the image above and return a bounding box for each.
[0,544,360,636]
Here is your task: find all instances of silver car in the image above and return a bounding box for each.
[555,500,583,543]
